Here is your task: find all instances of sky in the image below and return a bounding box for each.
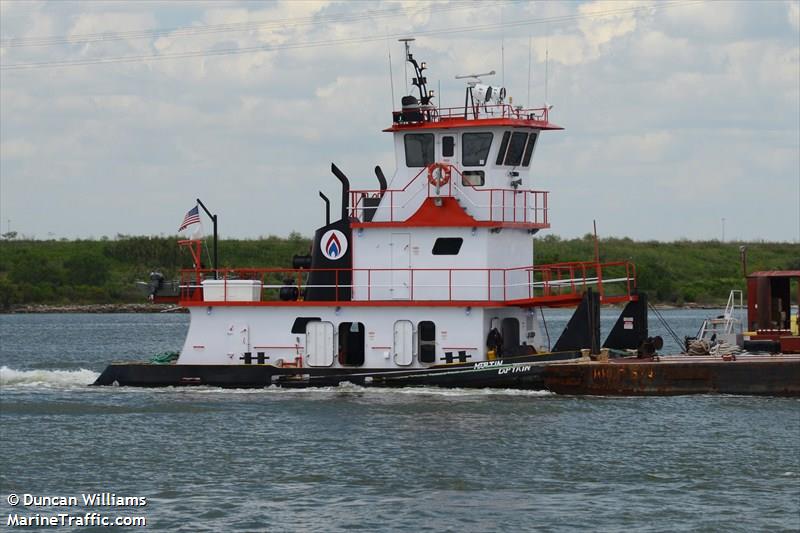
[1,0,799,243]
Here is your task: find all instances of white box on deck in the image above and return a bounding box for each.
[201,280,262,302]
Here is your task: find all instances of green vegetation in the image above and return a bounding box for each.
[0,234,797,309]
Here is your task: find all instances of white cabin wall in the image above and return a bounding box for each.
[353,227,489,301]
[179,305,485,368]
[486,229,535,300]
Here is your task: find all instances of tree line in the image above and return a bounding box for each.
[0,233,797,309]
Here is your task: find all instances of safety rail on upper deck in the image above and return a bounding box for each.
[349,164,549,227]
[178,261,635,306]
[392,104,551,125]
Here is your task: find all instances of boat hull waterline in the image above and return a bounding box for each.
[93,352,580,389]
[93,352,800,395]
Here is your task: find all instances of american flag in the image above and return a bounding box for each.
[179,206,201,231]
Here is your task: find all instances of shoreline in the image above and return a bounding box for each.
[2,303,187,314]
[1,302,724,314]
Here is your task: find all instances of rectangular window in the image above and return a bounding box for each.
[404,134,435,167]
[462,132,493,166]
[338,322,365,366]
[442,136,454,158]
[495,131,511,165]
[461,170,485,186]
[503,132,528,166]
[522,133,538,167]
[418,320,436,363]
[432,237,463,255]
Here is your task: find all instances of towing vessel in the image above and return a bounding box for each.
[94,42,799,395]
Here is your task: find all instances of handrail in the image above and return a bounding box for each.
[350,163,549,226]
[178,260,636,305]
[394,103,550,124]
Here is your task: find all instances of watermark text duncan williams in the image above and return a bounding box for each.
[6,493,148,528]
[7,493,147,507]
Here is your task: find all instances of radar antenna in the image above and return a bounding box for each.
[455,70,496,82]
[399,38,432,107]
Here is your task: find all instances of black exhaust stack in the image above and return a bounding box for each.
[319,191,331,226]
[374,165,388,193]
[359,165,389,223]
[304,164,353,301]
[330,163,350,221]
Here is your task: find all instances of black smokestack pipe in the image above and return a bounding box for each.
[374,165,388,194]
[331,163,350,221]
[319,191,331,226]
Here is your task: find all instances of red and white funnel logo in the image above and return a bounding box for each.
[320,229,348,261]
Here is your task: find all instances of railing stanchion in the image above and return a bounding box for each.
[513,191,517,223]
[449,269,452,301]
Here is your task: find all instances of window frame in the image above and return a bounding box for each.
[522,133,539,167]
[404,133,435,168]
[461,132,494,167]
[461,170,485,187]
[495,131,511,165]
[432,237,464,255]
[442,136,455,158]
[503,131,529,167]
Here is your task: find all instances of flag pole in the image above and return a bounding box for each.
[196,198,218,279]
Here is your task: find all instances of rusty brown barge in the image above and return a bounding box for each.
[540,270,800,396]
[542,354,800,396]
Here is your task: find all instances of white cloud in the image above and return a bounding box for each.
[0,0,798,242]
[0,138,36,159]
[790,1,800,31]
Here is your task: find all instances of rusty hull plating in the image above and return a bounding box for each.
[543,355,800,396]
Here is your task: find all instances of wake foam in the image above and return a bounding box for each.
[176,383,555,397]
[0,366,99,388]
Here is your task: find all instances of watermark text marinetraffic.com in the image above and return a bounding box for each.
[6,493,148,528]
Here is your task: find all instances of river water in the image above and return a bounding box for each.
[1,311,798,532]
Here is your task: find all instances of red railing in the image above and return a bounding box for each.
[393,104,551,125]
[349,164,549,227]
[178,261,635,306]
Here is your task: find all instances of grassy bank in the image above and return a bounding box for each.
[0,234,797,309]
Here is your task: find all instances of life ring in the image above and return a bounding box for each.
[427,162,451,187]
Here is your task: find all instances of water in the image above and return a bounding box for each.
[1,311,798,532]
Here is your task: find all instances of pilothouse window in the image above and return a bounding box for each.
[462,133,493,166]
[503,132,528,167]
[442,136,454,158]
[404,134,435,167]
[495,131,511,165]
[522,133,538,167]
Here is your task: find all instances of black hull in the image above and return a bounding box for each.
[93,352,580,389]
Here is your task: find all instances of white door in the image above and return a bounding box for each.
[226,323,249,360]
[391,233,411,300]
[306,321,334,366]
[393,320,414,366]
